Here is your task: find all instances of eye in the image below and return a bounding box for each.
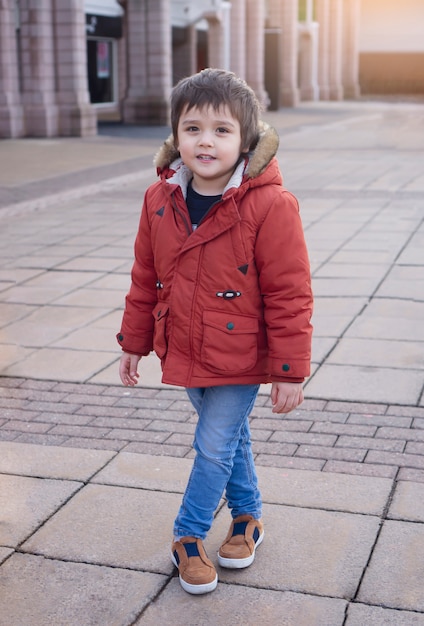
[186,125,199,132]
[216,127,229,134]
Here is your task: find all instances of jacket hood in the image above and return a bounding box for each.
[154,121,280,180]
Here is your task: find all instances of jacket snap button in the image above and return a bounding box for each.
[227,322,235,330]
[282,363,290,372]
[118,334,124,341]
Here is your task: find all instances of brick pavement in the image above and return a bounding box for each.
[2,376,424,483]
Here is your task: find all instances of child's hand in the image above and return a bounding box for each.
[271,381,304,414]
[119,352,141,386]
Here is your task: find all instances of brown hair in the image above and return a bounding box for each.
[170,68,261,153]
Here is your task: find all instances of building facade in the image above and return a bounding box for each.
[1,0,418,139]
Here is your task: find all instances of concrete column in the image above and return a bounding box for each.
[207,17,225,69]
[280,0,299,106]
[316,0,330,100]
[188,24,197,75]
[206,1,231,71]
[246,0,268,108]
[328,0,344,100]
[298,22,319,101]
[342,0,361,99]
[123,0,172,125]
[0,0,24,137]
[229,0,246,79]
[19,0,59,136]
[54,0,97,136]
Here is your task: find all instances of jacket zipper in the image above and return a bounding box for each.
[171,194,192,237]
[187,245,204,383]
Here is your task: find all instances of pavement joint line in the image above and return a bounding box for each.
[0,167,155,220]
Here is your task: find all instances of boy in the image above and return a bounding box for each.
[117,68,313,594]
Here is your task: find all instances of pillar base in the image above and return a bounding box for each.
[0,106,24,138]
[122,97,170,126]
[329,85,344,101]
[59,104,97,137]
[344,83,361,99]
[281,87,300,107]
[23,105,59,137]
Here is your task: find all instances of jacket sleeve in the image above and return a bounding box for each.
[254,189,313,382]
[116,191,158,356]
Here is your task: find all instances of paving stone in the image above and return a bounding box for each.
[406,441,424,455]
[124,441,191,457]
[208,503,380,599]
[3,348,119,383]
[105,428,170,443]
[145,419,195,434]
[1,420,52,434]
[305,364,423,405]
[166,433,194,446]
[250,415,313,430]
[311,422,377,436]
[325,401,388,415]
[335,435,405,452]
[388,406,424,419]
[255,454,325,471]
[21,484,181,573]
[296,444,366,462]
[323,460,397,479]
[346,603,424,625]
[92,452,192,492]
[138,579,347,626]
[0,553,166,626]
[32,411,95,425]
[48,424,112,438]
[0,408,40,420]
[327,337,424,370]
[347,413,413,428]
[0,548,13,565]
[269,431,337,446]
[61,437,127,452]
[13,432,69,446]
[0,441,116,481]
[377,427,424,442]
[0,474,81,546]
[358,520,424,612]
[397,468,424,483]
[251,441,298,456]
[388,481,424,522]
[257,466,392,514]
[366,450,424,470]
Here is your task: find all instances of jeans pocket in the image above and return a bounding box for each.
[201,310,258,374]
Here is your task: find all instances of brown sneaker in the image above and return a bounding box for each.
[218,514,264,569]
[171,537,218,594]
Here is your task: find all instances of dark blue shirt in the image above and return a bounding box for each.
[186,181,221,230]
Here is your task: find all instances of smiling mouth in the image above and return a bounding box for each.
[197,154,215,161]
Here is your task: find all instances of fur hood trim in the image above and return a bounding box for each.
[154,121,279,179]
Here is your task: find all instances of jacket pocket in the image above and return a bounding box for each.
[152,302,169,359]
[201,310,259,374]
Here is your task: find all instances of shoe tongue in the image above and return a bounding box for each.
[233,521,249,536]
[184,542,201,557]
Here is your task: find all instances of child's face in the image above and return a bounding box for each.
[176,104,245,195]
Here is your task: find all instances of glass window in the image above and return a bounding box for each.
[87,38,115,104]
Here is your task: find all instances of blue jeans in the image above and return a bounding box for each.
[173,384,262,540]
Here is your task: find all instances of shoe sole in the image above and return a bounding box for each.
[217,530,264,569]
[171,552,218,594]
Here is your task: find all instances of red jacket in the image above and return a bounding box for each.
[117,124,313,388]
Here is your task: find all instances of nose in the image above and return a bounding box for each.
[198,130,214,146]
